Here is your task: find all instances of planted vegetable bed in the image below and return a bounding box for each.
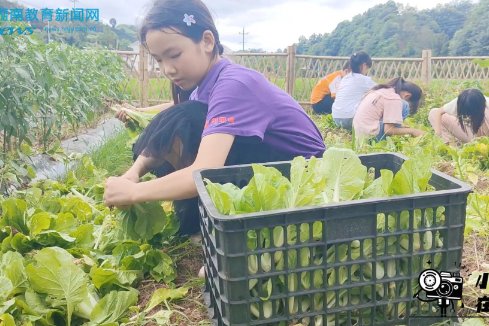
[0,158,183,325]
[194,148,472,326]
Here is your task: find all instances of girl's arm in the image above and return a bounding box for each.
[120,155,166,182]
[116,102,175,125]
[133,133,234,201]
[137,102,175,112]
[104,133,235,207]
[430,108,445,137]
[384,123,425,137]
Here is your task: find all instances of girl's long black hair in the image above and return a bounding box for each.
[457,88,486,134]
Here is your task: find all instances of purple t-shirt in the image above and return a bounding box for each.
[190,58,325,158]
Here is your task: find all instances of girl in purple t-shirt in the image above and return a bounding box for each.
[103,0,325,225]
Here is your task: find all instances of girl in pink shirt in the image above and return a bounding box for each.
[353,77,425,141]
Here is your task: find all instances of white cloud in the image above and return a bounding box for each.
[16,0,464,51]
[216,0,461,52]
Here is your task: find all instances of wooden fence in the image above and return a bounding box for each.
[114,45,489,107]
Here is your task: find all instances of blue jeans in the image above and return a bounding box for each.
[376,100,410,141]
[334,118,353,130]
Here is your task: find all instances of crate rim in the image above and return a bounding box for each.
[193,152,473,222]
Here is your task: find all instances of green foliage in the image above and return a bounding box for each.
[296,0,479,57]
[0,21,128,158]
[449,0,489,56]
[205,148,433,215]
[111,106,160,144]
[0,157,183,324]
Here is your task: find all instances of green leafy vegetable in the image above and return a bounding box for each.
[144,287,188,312]
[110,105,160,142]
[26,247,88,326]
[89,289,138,325]
[321,148,367,202]
[118,202,168,240]
[205,149,442,324]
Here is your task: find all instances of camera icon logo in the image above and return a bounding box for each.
[415,269,464,317]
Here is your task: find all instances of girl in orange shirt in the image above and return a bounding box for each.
[310,62,350,114]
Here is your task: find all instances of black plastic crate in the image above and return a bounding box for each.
[193,153,472,326]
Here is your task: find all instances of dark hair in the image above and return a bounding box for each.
[171,82,195,104]
[371,77,422,114]
[139,0,224,58]
[457,88,486,134]
[342,61,350,71]
[132,100,209,236]
[350,51,372,74]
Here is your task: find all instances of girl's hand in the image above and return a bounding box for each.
[115,104,147,127]
[103,176,138,209]
[123,103,137,110]
[410,129,426,137]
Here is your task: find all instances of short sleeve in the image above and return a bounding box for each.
[313,78,331,94]
[202,79,272,139]
[443,98,458,116]
[328,74,342,96]
[382,99,403,124]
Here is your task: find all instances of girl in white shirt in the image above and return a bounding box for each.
[332,51,377,130]
[429,88,489,144]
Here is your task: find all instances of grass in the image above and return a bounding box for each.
[70,127,134,179]
[123,77,489,106]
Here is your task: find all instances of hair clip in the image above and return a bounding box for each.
[183,14,196,26]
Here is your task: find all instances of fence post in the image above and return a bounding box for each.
[421,49,432,84]
[286,45,297,97]
[139,45,149,108]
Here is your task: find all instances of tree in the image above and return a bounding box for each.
[426,1,473,39]
[449,0,489,56]
[292,0,477,57]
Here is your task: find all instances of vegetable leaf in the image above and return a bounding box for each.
[0,252,29,296]
[89,289,138,324]
[118,203,167,240]
[389,157,432,195]
[321,148,367,203]
[25,247,87,326]
[144,287,188,312]
[363,170,394,199]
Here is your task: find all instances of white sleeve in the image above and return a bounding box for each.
[366,77,377,89]
[443,98,458,116]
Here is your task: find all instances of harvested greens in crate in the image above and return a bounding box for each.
[193,148,472,326]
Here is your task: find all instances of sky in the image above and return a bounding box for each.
[11,0,464,52]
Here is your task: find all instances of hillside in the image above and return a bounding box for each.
[295,0,487,57]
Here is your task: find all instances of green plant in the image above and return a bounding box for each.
[204,149,441,322]
[110,105,160,145]
[0,156,183,324]
[0,21,128,154]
